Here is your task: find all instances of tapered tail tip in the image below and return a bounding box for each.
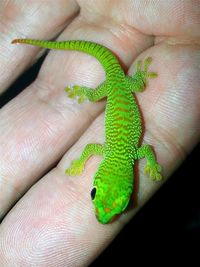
[11,39,22,44]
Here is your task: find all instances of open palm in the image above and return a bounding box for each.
[0,1,200,266]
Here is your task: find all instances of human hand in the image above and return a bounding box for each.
[0,1,200,266]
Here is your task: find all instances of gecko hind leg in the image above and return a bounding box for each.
[65,85,87,104]
[65,143,105,176]
[65,81,107,103]
[126,57,158,93]
[138,57,158,80]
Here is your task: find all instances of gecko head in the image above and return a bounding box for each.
[90,174,133,224]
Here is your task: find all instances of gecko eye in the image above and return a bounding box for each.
[90,187,96,200]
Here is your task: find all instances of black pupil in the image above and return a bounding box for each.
[91,188,96,200]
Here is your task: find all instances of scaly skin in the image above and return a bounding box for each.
[12,39,162,224]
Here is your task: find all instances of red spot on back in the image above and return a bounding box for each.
[105,207,111,213]
[115,107,129,112]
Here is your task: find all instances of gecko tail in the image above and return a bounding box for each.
[11,39,25,44]
[11,38,121,76]
[11,38,47,46]
[11,39,20,44]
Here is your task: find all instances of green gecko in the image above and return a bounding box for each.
[12,38,162,224]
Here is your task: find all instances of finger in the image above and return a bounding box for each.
[0,0,79,94]
[83,0,200,38]
[0,111,160,266]
[133,44,200,158]
[0,114,114,266]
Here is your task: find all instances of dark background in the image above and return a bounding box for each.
[1,55,199,265]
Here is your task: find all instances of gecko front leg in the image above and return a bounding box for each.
[66,144,105,176]
[136,144,162,181]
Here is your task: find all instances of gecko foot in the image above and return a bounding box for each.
[144,163,162,181]
[135,57,158,86]
[65,159,84,176]
[65,85,86,103]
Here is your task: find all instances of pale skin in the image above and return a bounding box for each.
[0,0,200,266]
